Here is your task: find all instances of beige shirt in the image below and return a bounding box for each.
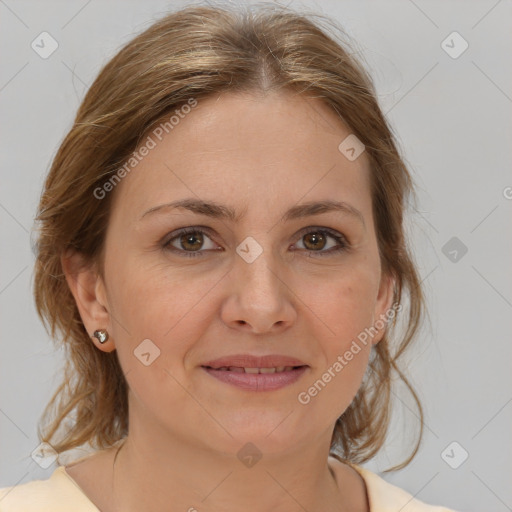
[0,463,458,511]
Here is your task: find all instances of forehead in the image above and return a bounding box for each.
[109,91,372,223]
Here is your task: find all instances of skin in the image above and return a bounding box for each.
[62,90,395,512]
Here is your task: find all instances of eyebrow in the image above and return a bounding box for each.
[139,198,365,227]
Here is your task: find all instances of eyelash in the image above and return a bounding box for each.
[161,226,349,258]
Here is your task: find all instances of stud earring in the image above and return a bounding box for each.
[92,329,109,344]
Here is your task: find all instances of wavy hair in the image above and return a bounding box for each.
[33,1,425,471]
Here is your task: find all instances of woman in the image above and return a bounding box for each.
[0,3,457,511]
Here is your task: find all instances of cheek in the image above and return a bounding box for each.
[105,258,207,412]
[294,266,377,415]
[105,252,218,365]
[303,262,379,345]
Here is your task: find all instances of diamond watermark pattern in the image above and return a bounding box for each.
[134,338,161,366]
[442,236,468,263]
[338,134,365,161]
[441,441,469,469]
[237,442,263,468]
[31,32,59,59]
[236,236,263,263]
[31,442,58,469]
[441,31,469,59]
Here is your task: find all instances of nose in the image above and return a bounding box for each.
[220,246,297,335]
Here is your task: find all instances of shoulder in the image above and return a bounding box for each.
[352,464,459,512]
[0,466,99,512]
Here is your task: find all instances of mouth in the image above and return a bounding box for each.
[201,365,305,373]
[200,364,309,391]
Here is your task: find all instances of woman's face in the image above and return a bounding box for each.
[92,91,394,456]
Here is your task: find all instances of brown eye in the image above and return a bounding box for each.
[302,232,327,251]
[162,226,349,258]
[179,231,204,251]
[294,228,348,256]
[163,228,219,257]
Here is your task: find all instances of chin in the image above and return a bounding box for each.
[213,413,311,454]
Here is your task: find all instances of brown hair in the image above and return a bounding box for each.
[33,1,425,471]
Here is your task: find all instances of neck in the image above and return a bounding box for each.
[111,428,346,512]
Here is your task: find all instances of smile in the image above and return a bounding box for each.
[201,365,308,391]
[207,366,299,373]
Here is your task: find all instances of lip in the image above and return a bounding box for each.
[200,354,309,392]
[202,354,307,369]
[202,366,309,391]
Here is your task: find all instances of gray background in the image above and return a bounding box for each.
[1,1,511,510]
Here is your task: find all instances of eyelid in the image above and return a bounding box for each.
[292,226,349,255]
[161,225,219,253]
[162,225,218,246]
[294,225,347,241]
[162,225,350,257]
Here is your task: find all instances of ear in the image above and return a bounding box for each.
[371,271,396,346]
[61,249,115,353]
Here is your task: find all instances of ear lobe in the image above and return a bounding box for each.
[61,250,115,353]
[371,272,396,345]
